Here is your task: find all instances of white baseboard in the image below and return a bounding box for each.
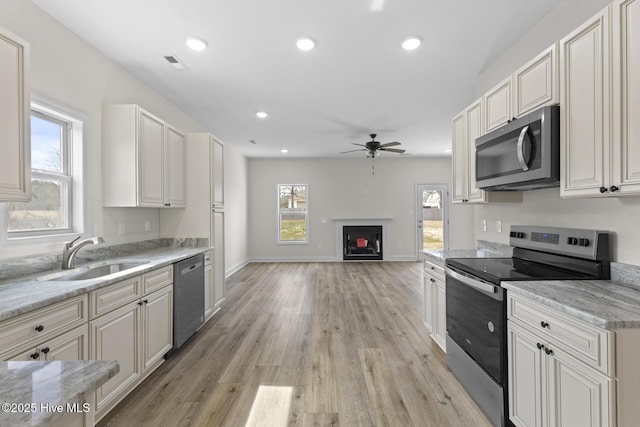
[225,259,250,278]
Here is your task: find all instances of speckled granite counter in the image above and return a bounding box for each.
[0,244,210,322]
[502,280,640,329]
[0,360,119,427]
[423,240,513,264]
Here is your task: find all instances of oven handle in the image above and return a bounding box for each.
[446,267,501,298]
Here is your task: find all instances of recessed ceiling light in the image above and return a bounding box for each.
[280,147,289,154]
[186,36,208,51]
[256,111,269,119]
[444,148,452,153]
[401,36,422,51]
[295,37,316,51]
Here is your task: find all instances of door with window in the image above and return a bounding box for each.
[416,184,448,258]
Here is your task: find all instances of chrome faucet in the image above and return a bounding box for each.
[61,236,105,270]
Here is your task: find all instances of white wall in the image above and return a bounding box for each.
[0,1,248,267]
[473,0,640,265]
[220,146,249,274]
[248,157,475,261]
[475,0,611,97]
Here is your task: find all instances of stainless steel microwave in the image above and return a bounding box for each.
[475,105,559,191]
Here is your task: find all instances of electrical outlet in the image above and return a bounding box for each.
[118,222,125,235]
[496,220,502,233]
[145,220,151,232]
[481,219,487,232]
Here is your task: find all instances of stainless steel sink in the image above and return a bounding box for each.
[39,261,149,281]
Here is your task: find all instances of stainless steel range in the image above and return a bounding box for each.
[445,226,610,427]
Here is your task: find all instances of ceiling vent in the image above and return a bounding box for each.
[164,55,187,71]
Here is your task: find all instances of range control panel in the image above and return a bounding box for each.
[509,225,610,260]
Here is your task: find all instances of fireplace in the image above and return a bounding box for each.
[343,225,383,260]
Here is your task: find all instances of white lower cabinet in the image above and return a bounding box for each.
[90,267,173,421]
[508,293,616,427]
[508,321,614,427]
[423,258,446,352]
[9,324,88,361]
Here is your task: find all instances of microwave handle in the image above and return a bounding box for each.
[517,125,531,171]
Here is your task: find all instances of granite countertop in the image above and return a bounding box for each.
[0,360,119,427]
[503,280,640,330]
[0,245,211,322]
[423,248,510,264]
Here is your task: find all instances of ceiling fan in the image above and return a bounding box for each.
[340,134,406,174]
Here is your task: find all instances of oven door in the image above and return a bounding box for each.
[445,265,505,384]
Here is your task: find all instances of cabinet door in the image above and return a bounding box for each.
[508,322,544,427]
[0,26,30,202]
[43,324,88,361]
[138,109,165,207]
[204,264,215,320]
[423,274,434,332]
[166,125,186,207]
[484,77,512,133]
[142,285,173,371]
[91,302,140,413]
[612,0,640,194]
[547,347,615,427]
[560,6,611,197]
[212,210,226,308]
[451,111,467,203]
[432,280,446,351]
[465,100,486,203]
[211,135,224,207]
[513,43,558,117]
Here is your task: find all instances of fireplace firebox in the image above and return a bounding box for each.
[343,226,383,261]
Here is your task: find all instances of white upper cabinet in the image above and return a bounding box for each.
[560,3,640,198]
[452,99,487,204]
[102,104,186,207]
[513,43,558,117]
[0,26,30,202]
[210,134,224,208]
[484,77,512,133]
[484,43,558,134]
[611,0,640,194]
[165,124,186,207]
[559,6,610,198]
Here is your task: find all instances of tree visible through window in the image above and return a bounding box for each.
[278,184,308,242]
[7,109,72,235]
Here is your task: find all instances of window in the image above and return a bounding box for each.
[278,184,308,243]
[6,102,82,239]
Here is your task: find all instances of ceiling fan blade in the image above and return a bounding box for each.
[339,148,366,154]
[351,143,367,147]
[379,141,401,148]
[379,147,406,153]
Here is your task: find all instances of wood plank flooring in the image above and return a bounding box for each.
[97,262,491,427]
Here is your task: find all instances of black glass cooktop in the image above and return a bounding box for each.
[445,257,598,285]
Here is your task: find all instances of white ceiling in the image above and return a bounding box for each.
[32,0,561,158]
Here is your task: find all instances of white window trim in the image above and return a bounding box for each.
[1,97,86,246]
[277,183,309,245]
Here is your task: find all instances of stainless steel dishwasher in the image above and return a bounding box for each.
[165,254,204,358]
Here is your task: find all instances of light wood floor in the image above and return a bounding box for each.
[97,262,491,427]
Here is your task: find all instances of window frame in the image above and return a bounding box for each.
[277,183,309,244]
[2,99,84,243]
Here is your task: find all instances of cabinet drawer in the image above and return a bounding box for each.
[90,276,141,319]
[424,259,445,280]
[0,295,88,359]
[143,265,173,294]
[507,293,613,375]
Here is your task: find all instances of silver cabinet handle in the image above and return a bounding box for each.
[517,125,531,171]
